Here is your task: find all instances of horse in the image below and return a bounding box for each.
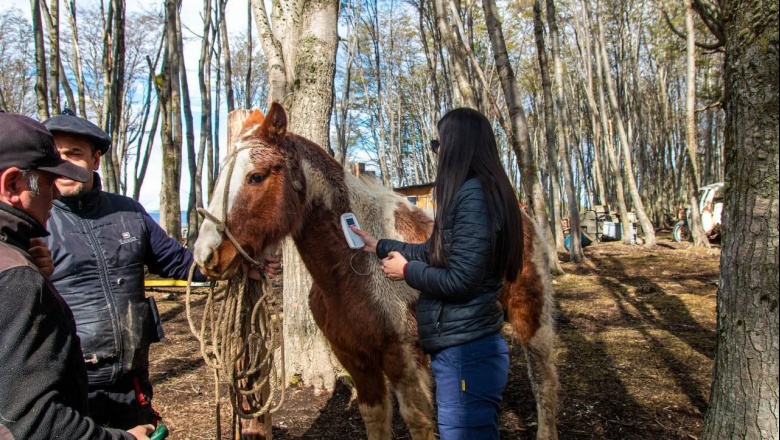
[193,102,559,440]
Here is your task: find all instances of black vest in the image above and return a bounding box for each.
[45,183,156,386]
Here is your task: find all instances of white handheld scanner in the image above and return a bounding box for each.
[340,212,365,250]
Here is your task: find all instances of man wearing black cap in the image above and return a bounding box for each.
[41,110,207,430]
[0,112,153,439]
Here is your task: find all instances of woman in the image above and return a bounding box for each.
[352,107,523,440]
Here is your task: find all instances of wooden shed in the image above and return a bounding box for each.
[394,183,435,210]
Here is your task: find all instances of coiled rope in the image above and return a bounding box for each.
[184,142,286,439]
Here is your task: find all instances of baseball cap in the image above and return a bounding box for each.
[0,112,91,182]
[43,108,112,154]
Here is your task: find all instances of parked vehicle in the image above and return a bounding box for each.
[673,182,724,242]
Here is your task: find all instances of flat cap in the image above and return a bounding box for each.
[43,109,112,154]
[0,112,91,182]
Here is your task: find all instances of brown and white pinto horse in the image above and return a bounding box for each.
[193,103,559,440]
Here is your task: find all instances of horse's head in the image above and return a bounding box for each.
[194,103,306,279]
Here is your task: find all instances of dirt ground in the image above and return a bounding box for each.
[148,233,720,439]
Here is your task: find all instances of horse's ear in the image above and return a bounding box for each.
[259,102,287,144]
[239,109,266,138]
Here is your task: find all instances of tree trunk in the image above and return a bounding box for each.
[433,0,477,108]
[64,0,87,117]
[533,0,567,255]
[199,0,216,202]
[701,1,779,437]
[595,3,655,246]
[31,0,49,120]
[41,0,60,115]
[546,0,583,262]
[253,0,344,391]
[684,0,710,248]
[159,0,182,242]
[218,0,235,113]
[482,0,562,274]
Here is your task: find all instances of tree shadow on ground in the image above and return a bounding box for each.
[592,255,715,414]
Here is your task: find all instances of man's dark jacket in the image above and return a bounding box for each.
[44,175,202,386]
[376,178,505,353]
[0,203,132,440]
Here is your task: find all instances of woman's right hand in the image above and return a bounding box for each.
[350,226,378,253]
[126,424,154,440]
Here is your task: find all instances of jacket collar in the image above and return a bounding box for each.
[54,172,102,213]
[0,201,49,251]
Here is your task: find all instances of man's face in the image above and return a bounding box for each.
[19,170,61,227]
[52,133,100,197]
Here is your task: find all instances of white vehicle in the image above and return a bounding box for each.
[673,183,724,242]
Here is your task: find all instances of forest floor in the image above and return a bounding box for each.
[148,232,720,439]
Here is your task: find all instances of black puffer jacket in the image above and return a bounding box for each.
[377,178,504,353]
[0,203,132,440]
[44,175,203,386]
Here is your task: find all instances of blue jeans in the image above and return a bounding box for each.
[430,332,510,440]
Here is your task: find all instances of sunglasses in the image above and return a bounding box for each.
[430,139,440,154]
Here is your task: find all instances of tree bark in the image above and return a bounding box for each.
[31,0,49,120]
[482,0,562,274]
[546,0,583,262]
[684,0,711,248]
[159,0,182,242]
[253,0,344,391]
[533,0,567,255]
[64,0,87,117]
[701,1,779,437]
[40,0,60,115]
[218,0,235,113]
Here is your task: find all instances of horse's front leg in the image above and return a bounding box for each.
[339,356,393,440]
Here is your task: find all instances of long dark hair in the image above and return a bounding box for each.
[430,108,523,282]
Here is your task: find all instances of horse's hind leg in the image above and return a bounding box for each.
[343,363,393,440]
[384,342,435,440]
[524,322,559,440]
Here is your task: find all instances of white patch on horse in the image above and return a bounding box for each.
[193,148,254,266]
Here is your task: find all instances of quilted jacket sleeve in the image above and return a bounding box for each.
[401,182,494,303]
[140,205,207,282]
[376,238,431,263]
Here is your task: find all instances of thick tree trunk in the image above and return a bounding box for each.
[701,1,779,438]
[254,0,344,392]
[482,0,562,274]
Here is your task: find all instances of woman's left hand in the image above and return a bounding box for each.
[381,251,408,281]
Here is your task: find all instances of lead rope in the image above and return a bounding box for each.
[185,143,286,439]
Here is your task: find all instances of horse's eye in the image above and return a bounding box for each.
[249,173,266,184]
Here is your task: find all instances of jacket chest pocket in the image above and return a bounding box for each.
[92,217,147,268]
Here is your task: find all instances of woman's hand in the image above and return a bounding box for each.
[382,251,408,281]
[350,226,378,253]
[29,238,54,278]
[126,424,154,440]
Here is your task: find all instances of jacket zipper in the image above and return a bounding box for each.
[82,216,124,380]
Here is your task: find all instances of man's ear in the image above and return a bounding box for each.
[93,150,102,171]
[0,167,25,205]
